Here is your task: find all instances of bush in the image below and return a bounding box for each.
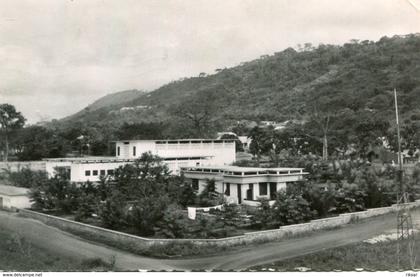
[2,168,48,188]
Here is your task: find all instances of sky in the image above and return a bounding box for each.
[0,0,419,123]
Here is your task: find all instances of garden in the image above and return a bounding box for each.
[3,152,420,240]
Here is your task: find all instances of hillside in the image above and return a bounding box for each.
[59,34,420,133]
[63,89,147,122]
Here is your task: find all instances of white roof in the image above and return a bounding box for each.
[182,165,306,173]
[43,156,116,162]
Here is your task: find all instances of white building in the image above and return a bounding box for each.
[45,139,236,182]
[0,185,31,210]
[181,165,307,206]
[115,139,235,165]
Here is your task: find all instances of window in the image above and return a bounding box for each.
[246,184,254,200]
[100,170,106,176]
[117,146,120,156]
[85,170,91,176]
[244,171,257,175]
[93,170,98,176]
[107,169,114,175]
[259,183,268,195]
[133,146,136,156]
[225,183,230,196]
[192,179,199,191]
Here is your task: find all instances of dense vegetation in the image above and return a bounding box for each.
[4,33,419,160]
[27,153,244,239]
[61,34,420,129]
[13,153,418,239]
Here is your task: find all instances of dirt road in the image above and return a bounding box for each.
[0,210,418,271]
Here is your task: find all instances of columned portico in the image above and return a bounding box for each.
[182,166,308,206]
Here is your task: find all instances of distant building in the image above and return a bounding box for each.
[181,165,307,206]
[0,185,31,210]
[237,136,252,150]
[216,132,252,151]
[45,139,236,182]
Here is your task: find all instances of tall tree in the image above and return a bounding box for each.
[171,90,217,137]
[0,104,26,161]
[306,99,333,160]
[248,126,274,165]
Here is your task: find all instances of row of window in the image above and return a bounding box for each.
[224,183,271,196]
[85,169,114,177]
[155,140,234,144]
[190,179,279,197]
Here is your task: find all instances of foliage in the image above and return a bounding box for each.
[115,122,165,140]
[333,183,366,214]
[303,185,337,218]
[249,127,274,163]
[196,179,223,207]
[1,167,48,188]
[0,104,26,161]
[156,204,190,238]
[29,171,80,213]
[98,190,128,229]
[271,190,317,226]
[13,126,69,160]
[253,199,276,229]
[41,34,420,155]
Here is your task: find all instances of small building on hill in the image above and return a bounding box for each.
[0,185,31,210]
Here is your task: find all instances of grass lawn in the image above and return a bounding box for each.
[247,235,420,271]
[0,227,116,272]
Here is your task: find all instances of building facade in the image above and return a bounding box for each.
[115,139,236,165]
[45,139,236,182]
[181,165,307,206]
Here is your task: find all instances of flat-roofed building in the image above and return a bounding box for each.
[115,139,236,166]
[181,165,308,206]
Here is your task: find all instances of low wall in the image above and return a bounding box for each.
[19,209,247,255]
[19,200,420,255]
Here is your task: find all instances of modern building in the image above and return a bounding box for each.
[45,139,236,182]
[181,165,308,206]
[115,139,235,165]
[0,185,31,210]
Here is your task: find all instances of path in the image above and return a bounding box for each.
[1,210,418,271]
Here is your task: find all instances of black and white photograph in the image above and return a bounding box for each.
[0,0,420,274]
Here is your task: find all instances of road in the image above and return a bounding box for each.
[0,210,418,271]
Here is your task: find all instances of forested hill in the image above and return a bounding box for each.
[58,34,420,137]
[63,89,147,121]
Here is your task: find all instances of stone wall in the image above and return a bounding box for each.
[18,209,247,255]
[19,200,420,255]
